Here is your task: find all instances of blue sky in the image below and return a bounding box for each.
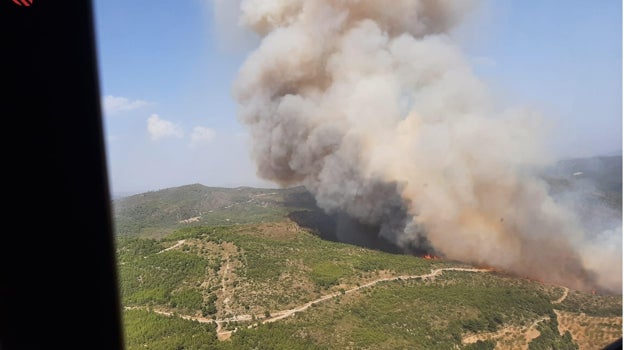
[93,0,622,196]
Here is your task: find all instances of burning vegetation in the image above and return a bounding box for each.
[233,0,622,293]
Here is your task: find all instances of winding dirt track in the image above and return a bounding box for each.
[552,287,569,304]
[261,267,491,324]
[461,282,572,348]
[143,267,492,339]
[156,240,186,254]
[461,316,549,347]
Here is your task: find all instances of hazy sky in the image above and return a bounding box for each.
[93,0,622,196]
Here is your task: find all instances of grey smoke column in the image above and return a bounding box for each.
[232,0,621,292]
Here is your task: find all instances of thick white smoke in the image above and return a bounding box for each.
[230,0,621,293]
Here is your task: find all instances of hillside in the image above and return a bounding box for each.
[112,184,317,238]
[111,156,622,349]
[112,166,622,349]
[112,183,404,253]
[116,221,622,350]
[112,156,623,260]
[113,156,622,239]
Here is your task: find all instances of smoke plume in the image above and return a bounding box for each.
[231,0,622,293]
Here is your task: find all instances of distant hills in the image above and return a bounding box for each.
[112,184,317,238]
[113,155,621,238]
[541,155,622,236]
[545,155,622,198]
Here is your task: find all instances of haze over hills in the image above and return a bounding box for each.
[113,155,622,254]
[544,155,622,205]
[113,155,622,229]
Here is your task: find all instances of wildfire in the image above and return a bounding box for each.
[423,254,439,260]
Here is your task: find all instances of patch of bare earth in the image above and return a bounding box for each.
[462,317,548,350]
[555,310,622,350]
[216,242,241,320]
[225,255,320,317]
[552,287,569,304]
[178,216,201,224]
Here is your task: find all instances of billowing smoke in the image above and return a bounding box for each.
[230,0,622,293]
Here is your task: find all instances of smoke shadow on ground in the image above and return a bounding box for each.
[288,209,404,254]
[283,187,437,257]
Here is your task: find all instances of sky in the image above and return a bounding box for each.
[92,0,622,196]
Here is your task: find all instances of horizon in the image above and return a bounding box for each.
[111,152,623,198]
[94,0,623,197]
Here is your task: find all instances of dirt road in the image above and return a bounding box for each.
[139,267,491,339]
[552,287,569,304]
[156,240,186,254]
